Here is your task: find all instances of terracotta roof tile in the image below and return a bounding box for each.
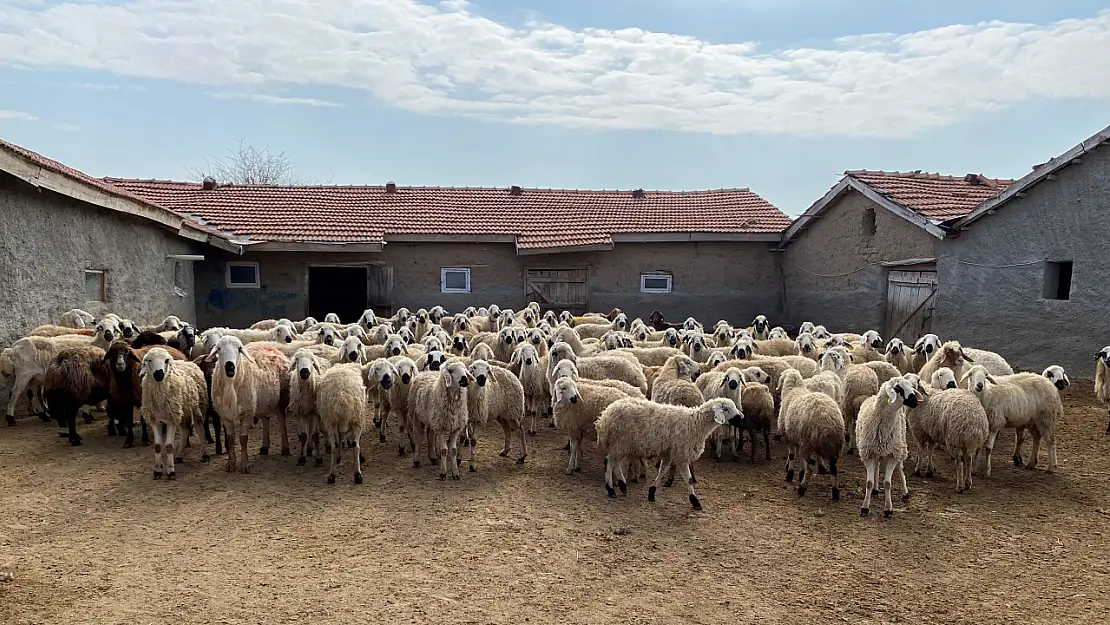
[102,179,792,248]
[846,170,1014,220]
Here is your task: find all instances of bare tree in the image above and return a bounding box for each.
[188,139,300,185]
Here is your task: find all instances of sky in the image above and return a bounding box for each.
[1,0,1109,216]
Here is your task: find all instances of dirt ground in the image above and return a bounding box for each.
[0,382,1108,625]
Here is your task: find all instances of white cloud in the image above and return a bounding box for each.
[52,122,80,131]
[0,1,1107,138]
[0,109,37,121]
[207,92,344,107]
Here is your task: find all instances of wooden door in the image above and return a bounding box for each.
[524,269,588,312]
[885,270,937,342]
[367,266,393,317]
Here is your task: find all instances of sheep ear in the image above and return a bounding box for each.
[885,384,898,404]
[1064,374,1071,385]
[239,346,256,364]
[205,347,219,363]
[958,371,971,384]
[139,362,148,378]
[312,360,322,374]
[986,374,997,384]
[961,350,974,362]
[719,376,728,388]
[165,359,175,373]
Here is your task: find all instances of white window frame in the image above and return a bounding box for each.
[84,269,106,303]
[441,267,471,294]
[640,273,673,294]
[226,261,260,289]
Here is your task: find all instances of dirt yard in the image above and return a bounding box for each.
[0,382,1108,625]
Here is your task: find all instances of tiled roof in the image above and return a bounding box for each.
[846,170,1014,220]
[101,180,792,249]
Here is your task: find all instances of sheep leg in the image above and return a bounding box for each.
[165,422,178,480]
[172,420,187,464]
[259,416,271,456]
[8,373,34,422]
[313,425,323,468]
[861,458,877,515]
[829,457,840,502]
[141,416,150,446]
[327,429,340,484]
[896,461,910,502]
[239,430,251,474]
[1026,429,1041,471]
[648,460,670,503]
[514,420,528,464]
[467,425,478,473]
[437,431,449,480]
[352,423,364,484]
[498,421,512,457]
[225,422,238,472]
[763,429,772,461]
[615,461,628,495]
[955,453,966,493]
[983,429,999,476]
[1013,427,1026,467]
[151,420,165,479]
[427,427,438,465]
[296,416,310,466]
[121,406,137,448]
[713,436,723,462]
[449,430,462,480]
[192,416,209,463]
[565,438,578,475]
[527,403,538,437]
[278,413,290,456]
[604,454,618,498]
[65,404,82,446]
[797,457,811,497]
[378,402,390,443]
[963,450,974,490]
[881,457,896,518]
[1044,429,1057,474]
[202,410,215,444]
[211,410,224,455]
[680,464,702,511]
[785,445,796,482]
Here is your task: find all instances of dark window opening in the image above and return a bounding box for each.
[1042,261,1073,300]
[85,270,106,302]
[862,207,877,236]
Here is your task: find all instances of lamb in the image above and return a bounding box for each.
[738,372,775,463]
[912,333,942,372]
[697,367,745,461]
[963,365,1063,474]
[548,377,623,474]
[817,346,879,455]
[596,397,745,510]
[1042,365,1070,391]
[316,363,368,484]
[546,342,648,396]
[466,360,528,467]
[650,354,704,408]
[903,375,989,493]
[777,369,845,500]
[511,344,550,436]
[883,338,915,375]
[59,308,95,328]
[43,345,113,445]
[855,377,919,517]
[103,341,188,448]
[362,357,399,444]
[3,336,72,425]
[206,336,291,473]
[386,356,419,457]
[750,315,771,340]
[287,348,328,467]
[139,348,208,479]
[407,362,473,480]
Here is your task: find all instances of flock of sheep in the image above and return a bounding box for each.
[0,303,1093,517]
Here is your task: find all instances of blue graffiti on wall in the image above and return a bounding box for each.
[208,288,300,317]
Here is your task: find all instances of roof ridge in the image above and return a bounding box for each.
[104,177,755,194]
[846,169,1015,184]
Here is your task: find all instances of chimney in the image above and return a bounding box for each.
[964,173,985,186]
[385,181,397,194]
[631,188,646,199]
[202,176,217,191]
[509,185,523,196]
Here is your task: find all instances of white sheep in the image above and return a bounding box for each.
[1097,347,1110,435]
[883,338,915,375]
[597,397,744,510]
[466,359,528,468]
[547,342,647,396]
[551,376,628,475]
[912,333,941,372]
[510,344,549,436]
[650,354,704,407]
[963,365,1063,474]
[855,377,919,517]
[817,346,878,455]
[408,362,473,480]
[778,369,845,500]
[696,367,744,461]
[288,348,328,467]
[794,332,819,360]
[316,363,368,484]
[750,315,771,341]
[962,347,1014,376]
[1042,365,1070,391]
[386,356,419,456]
[139,347,208,480]
[58,308,95,328]
[903,373,990,493]
[323,313,342,324]
[206,336,291,473]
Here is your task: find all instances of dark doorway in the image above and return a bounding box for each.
[308,266,368,324]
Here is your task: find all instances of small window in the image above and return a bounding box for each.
[226,262,260,289]
[1042,261,1073,300]
[84,270,105,302]
[640,273,672,293]
[174,261,186,289]
[862,206,877,236]
[441,268,471,293]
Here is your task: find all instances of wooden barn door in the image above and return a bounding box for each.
[885,270,937,342]
[524,269,588,312]
[367,265,393,317]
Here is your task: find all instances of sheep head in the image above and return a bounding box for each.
[1095,346,1110,365]
[885,338,905,357]
[881,377,919,408]
[960,365,996,393]
[290,349,322,381]
[706,350,729,369]
[422,350,448,372]
[552,376,580,406]
[273,325,297,344]
[720,367,744,391]
[861,330,883,349]
[363,358,397,391]
[1043,365,1070,390]
[105,341,140,373]
[468,360,491,387]
[914,334,941,357]
[324,313,341,324]
[751,315,769,334]
[930,367,958,390]
[441,361,472,390]
[394,357,417,385]
[359,309,377,330]
[795,332,816,355]
[550,359,578,382]
[707,397,744,428]
[140,347,176,383]
[729,338,754,360]
[741,366,771,385]
[512,343,541,368]
[938,341,973,367]
[206,336,254,378]
[340,336,365,364]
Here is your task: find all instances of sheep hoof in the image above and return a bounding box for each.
[167,472,176,481]
[901,492,911,502]
[618,480,627,496]
[398,445,406,457]
[796,486,807,497]
[647,486,657,502]
[606,485,617,498]
[280,447,290,456]
[860,507,869,517]
[38,412,53,423]
[69,435,82,446]
[4,415,15,427]
[882,509,892,519]
[832,487,840,501]
[773,434,782,441]
[499,450,509,457]
[456,457,462,467]
[153,471,162,480]
[296,456,306,466]
[573,466,581,473]
[925,470,934,478]
[57,431,68,438]
[107,425,117,437]
[1012,455,1023,467]
[785,469,794,483]
[241,465,251,474]
[372,418,381,427]
[563,442,570,452]
[377,433,386,443]
[689,495,702,511]
[438,473,447,480]
[82,414,94,425]
[200,454,210,463]
[515,455,526,465]
[122,441,133,449]
[259,447,269,456]
[354,473,363,484]
[817,465,828,475]
[315,457,324,467]
[452,474,460,481]
[547,422,555,428]
[327,475,336,484]
[413,460,421,468]
[359,453,366,463]
[469,465,476,473]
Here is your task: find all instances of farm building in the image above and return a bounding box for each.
[779,169,1014,340]
[934,123,1110,376]
[102,179,793,327]
[0,139,240,349]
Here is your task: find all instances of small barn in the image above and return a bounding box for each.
[934,123,1110,375]
[0,139,239,347]
[103,180,793,327]
[779,170,1013,340]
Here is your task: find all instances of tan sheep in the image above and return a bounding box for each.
[547,342,648,396]
[883,338,915,375]
[963,365,1063,474]
[551,377,630,475]
[287,348,328,467]
[651,354,704,408]
[818,346,879,456]
[778,369,845,500]
[904,376,989,493]
[855,377,919,517]
[317,363,369,484]
[466,360,528,468]
[408,362,474,480]
[139,348,208,480]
